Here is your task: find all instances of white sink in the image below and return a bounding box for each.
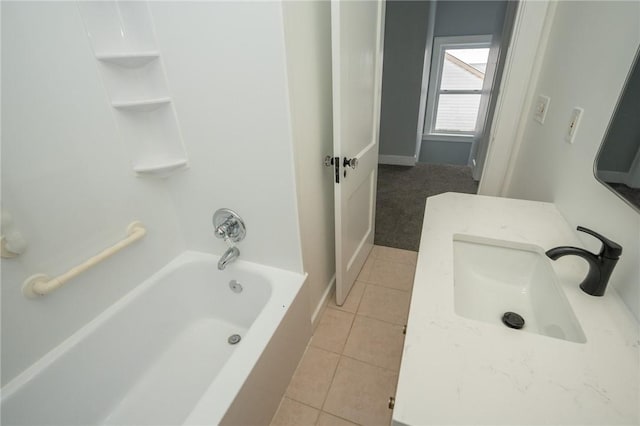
[453,234,586,343]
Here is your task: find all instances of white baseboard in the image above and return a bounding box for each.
[378,155,416,166]
[311,274,335,330]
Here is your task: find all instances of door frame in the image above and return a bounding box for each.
[478,0,557,195]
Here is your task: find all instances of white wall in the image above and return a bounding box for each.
[1,1,304,386]
[282,1,336,324]
[506,1,640,319]
[1,2,185,385]
[149,2,304,274]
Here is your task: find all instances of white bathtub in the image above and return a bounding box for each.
[1,251,310,425]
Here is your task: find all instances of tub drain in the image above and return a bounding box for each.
[229,280,243,293]
[228,334,242,345]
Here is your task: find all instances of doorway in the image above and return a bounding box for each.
[375,0,516,251]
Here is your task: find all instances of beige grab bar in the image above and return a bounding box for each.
[22,221,146,298]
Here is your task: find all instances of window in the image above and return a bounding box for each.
[424,36,492,138]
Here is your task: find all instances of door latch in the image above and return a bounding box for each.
[324,155,340,183]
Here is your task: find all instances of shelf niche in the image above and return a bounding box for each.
[78,1,188,178]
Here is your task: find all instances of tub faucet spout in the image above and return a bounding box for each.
[218,246,240,270]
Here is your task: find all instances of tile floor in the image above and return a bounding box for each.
[270,245,417,426]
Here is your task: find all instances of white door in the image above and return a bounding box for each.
[331,0,386,305]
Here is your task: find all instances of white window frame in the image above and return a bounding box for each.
[424,35,493,141]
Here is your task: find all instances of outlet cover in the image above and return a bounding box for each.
[565,107,584,143]
[534,95,550,124]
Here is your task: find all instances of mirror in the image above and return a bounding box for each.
[595,46,640,212]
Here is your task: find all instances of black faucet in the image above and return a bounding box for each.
[546,226,622,296]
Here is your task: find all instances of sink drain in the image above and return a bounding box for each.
[228,334,242,345]
[502,312,525,329]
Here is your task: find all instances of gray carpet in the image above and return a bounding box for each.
[374,163,479,251]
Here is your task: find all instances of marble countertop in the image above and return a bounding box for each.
[393,193,639,426]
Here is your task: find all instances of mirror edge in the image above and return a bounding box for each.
[593,44,640,214]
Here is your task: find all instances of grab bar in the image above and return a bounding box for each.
[22,221,146,298]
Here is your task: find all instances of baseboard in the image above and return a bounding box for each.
[378,155,416,166]
[311,274,335,331]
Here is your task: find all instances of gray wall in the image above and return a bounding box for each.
[420,140,471,164]
[419,0,508,165]
[434,0,508,37]
[378,1,432,159]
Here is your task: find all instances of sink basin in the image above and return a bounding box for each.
[453,234,586,343]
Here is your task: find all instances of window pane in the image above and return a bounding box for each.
[440,48,489,91]
[434,94,481,132]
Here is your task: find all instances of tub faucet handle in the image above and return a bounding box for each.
[213,208,246,243]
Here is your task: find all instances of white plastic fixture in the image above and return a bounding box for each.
[95,52,160,68]
[533,94,550,124]
[565,107,584,143]
[22,221,146,298]
[111,97,172,112]
[1,209,27,258]
[78,1,188,177]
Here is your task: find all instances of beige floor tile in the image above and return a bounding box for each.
[271,397,319,426]
[372,245,418,266]
[327,281,366,313]
[358,284,410,325]
[286,346,340,408]
[323,357,397,426]
[356,253,375,282]
[311,308,355,353]
[364,259,415,291]
[316,412,359,426]
[343,315,404,371]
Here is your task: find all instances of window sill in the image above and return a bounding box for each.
[423,133,475,143]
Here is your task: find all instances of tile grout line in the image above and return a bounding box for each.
[318,409,364,426]
[315,285,368,421]
[308,315,406,371]
[362,280,415,292]
[370,251,419,266]
[280,250,413,426]
[353,311,408,329]
[340,352,403,375]
[315,284,404,421]
[357,261,417,292]
[318,353,400,425]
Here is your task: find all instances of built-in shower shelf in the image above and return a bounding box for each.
[95,52,160,68]
[80,2,188,178]
[112,97,172,112]
[133,159,188,176]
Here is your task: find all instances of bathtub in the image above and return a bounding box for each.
[1,251,310,425]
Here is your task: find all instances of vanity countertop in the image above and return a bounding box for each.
[393,193,639,426]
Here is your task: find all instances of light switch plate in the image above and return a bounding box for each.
[533,94,550,124]
[565,107,584,143]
